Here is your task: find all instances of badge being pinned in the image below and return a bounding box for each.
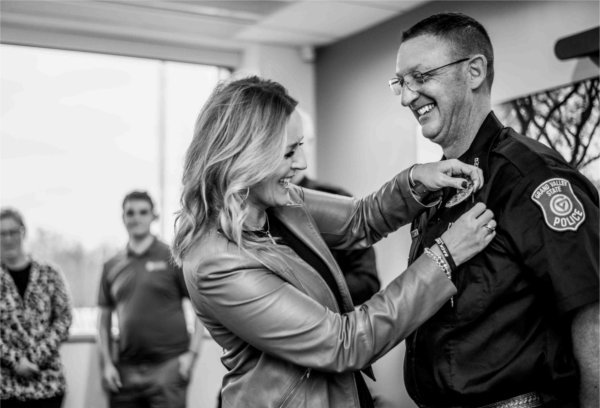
[531,178,585,232]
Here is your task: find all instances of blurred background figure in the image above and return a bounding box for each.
[97,191,202,408]
[0,207,73,408]
[293,176,380,305]
[293,109,381,305]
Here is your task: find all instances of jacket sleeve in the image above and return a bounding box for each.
[33,266,73,365]
[191,250,455,373]
[301,168,428,250]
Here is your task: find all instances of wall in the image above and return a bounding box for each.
[315,1,598,407]
[237,43,318,177]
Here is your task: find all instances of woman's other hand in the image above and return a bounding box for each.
[412,159,484,192]
[440,202,496,266]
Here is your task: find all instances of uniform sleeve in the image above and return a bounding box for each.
[188,250,455,373]
[502,165,599,315]
[301,168,428,250]
[97,262,114,307]
[34,265,73,365]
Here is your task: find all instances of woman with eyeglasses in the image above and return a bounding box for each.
[0,208,73,408]
[172,76,496,408]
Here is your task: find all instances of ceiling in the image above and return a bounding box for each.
[0,0,428,51]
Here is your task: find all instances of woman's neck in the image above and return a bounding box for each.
[246,206,267,231]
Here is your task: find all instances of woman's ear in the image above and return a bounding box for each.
[467,54,488,90]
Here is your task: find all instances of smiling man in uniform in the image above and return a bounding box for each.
[391,12,599,408]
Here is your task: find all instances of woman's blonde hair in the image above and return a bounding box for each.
[172,76,298,264]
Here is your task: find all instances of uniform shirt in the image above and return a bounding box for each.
[405,112,599,407]
[98,238,190,364]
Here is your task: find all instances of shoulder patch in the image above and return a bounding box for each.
[531,178,585,232]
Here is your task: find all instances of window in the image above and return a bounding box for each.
[1,44,229,334]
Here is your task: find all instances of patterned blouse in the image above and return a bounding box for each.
[0,259,73,401]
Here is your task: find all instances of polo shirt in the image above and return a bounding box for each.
[98,238,190,364]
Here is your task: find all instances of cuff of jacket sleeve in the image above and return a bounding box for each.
[403,170,443,208]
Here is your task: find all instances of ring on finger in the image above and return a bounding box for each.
[484,223,495,233]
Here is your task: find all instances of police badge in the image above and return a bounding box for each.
[531,178,586,232]
[445,178,474,208]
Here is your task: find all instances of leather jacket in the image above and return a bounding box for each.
[182,169,456,408]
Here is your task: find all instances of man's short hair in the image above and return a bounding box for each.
[401,12,494,88]
[0,207,26,230]
[122,190,155,211]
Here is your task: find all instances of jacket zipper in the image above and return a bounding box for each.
[278,368,311,408]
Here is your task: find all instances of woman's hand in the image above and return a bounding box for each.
[15,357,40,378]
[411,159,484,192]
[440,202,496,266]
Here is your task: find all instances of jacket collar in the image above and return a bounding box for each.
[270,198,356,314]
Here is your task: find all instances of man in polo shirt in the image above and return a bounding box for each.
[98,191,202,408]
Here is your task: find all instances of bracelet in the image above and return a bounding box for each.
[423,247,451,281]
[424,247,454,307]
[434,237,457,273]
[408,164,419,188]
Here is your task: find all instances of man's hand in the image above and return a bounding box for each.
[14,357,40,378]
[178,351,197,382]
[102,362,122,392]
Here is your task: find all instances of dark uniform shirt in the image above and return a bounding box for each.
[405,112,599,407]
[98,238,190,364]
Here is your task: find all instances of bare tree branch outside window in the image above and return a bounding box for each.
[498,77,600,187]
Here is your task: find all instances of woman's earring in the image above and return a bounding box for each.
[241,188,250,201]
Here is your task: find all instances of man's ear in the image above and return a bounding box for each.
[467,54,487,90]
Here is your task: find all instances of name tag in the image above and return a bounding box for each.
[145,261,167,272]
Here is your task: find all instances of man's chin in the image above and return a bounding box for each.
[421,127,441,143]
[130,231,151,240]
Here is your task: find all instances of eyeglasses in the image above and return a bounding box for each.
[125,209,151,217]
[388,57,470,96]
[0,228,23,238]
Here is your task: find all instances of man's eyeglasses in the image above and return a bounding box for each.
[0,228,23,238]
[388,57,470,96]
[125,209,151,217]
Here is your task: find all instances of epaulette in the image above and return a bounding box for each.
[493,128,565,179]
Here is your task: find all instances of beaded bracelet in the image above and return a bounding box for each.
[424,247,454,308]
[434,237,457,273]
[423,248,451,280]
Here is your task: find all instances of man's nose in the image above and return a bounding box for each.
[400,85,419,107]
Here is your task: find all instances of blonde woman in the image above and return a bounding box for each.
[173,76,496,408]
